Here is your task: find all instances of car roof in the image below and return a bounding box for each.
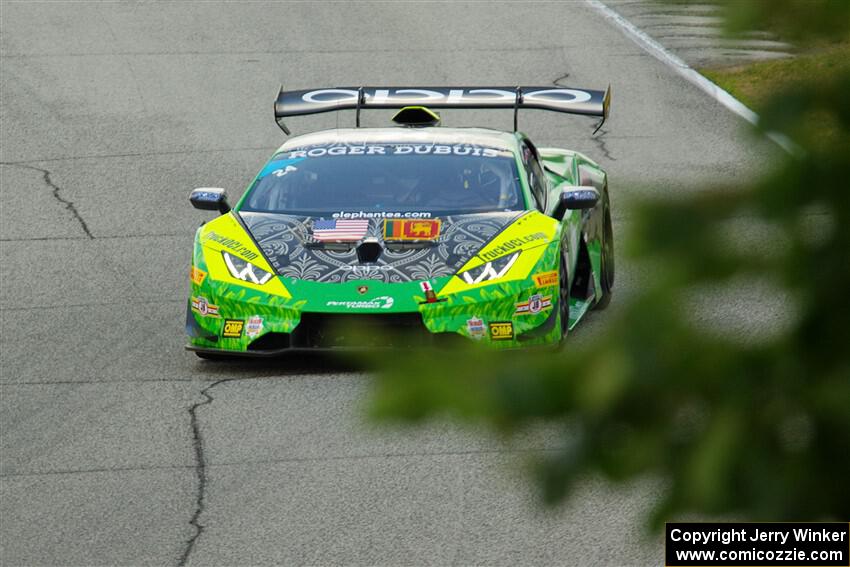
[275,127,520,154]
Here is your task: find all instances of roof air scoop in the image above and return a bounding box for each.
[392,106,441,127]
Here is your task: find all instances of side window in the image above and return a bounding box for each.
[520,140,547,211]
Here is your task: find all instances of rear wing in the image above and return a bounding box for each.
[273,86,611,135]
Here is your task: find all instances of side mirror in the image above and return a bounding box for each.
[190,187,230,214]
[551,185,600,220]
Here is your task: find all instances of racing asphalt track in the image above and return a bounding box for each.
[0,2,780,565]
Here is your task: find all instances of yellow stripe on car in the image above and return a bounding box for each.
[439,211,559,295]
[200,213,291,298]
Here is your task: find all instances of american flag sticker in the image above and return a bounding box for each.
[311,219,370,242]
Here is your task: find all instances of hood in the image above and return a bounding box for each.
[240,211,525,283]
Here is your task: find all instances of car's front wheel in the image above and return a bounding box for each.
[558,255,570,342]
[593,191,615,310]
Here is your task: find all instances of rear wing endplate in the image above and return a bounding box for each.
[273,86,611,135]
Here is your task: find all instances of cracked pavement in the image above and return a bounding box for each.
[179,379,226,567]
[1,1,778,565]
[0,164,94,239]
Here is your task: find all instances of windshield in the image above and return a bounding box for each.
[239,143,524,218]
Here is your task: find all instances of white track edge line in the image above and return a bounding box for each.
[585,0,799,156]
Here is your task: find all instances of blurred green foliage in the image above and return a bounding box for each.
[721,0,850,44]
[367,1,849,525]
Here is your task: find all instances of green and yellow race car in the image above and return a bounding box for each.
[186,86,614,357]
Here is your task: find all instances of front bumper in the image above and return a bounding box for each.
[186,275,561,355]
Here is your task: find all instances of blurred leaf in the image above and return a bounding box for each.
[367,0,850,526]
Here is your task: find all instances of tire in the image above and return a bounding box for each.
[558,254,571,342]
[593,193,615,310]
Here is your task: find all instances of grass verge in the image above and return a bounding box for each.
[701,40,849,146]
[701,40,850,109]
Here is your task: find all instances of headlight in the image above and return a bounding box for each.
[222,252,273,285]
[458,252,520,284]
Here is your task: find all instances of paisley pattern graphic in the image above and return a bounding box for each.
[240,211,523,283]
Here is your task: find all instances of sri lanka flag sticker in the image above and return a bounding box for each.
[383,219,441,241]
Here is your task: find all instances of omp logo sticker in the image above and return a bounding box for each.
[489,321,514,341]
[326,296,394,310]
[222,319,244,338]
[533,271,558,287]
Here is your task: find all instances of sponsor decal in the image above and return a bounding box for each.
[296,88,594,108]
[466,317,486,339]
[326,296,394,310]
[479,232,547,262]
[533,270,559,287]
[489,321,514,341]
[340,265,392,273]
[192,190,225,203]
[312,219,369,242]
[357,285,369,295]
[270,165,298,177]
[222,252,273,285]
[190,266,207,285]
[257,157,306,178]
[515,294,553,315]
[383,219,441,241]
[287,145,388,158]
[287,144,503,160]
[419,281,442,304]
[222,319,244,339]
[396,145,500,157]
[332,210,432,219]
[245,316,264,338]
[203,231,259,261]
[460,252,519,285]
[191,296,220,318]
